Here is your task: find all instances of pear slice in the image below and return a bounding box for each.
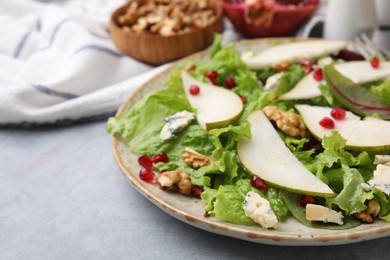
[280,70,324,100]
[335,61,390,84]
[281,61,390,100]
[243,40,347,70]
[295,104,390,153]
[237,110,335,197]
[181,71,243,130]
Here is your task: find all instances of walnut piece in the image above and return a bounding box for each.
[354,211,374,224]
[354,199,381,223]
[182,147,215,169]
[262,106,307,138]
[271,60,291,72]
[156,170,192,196]
[244,0,273,27]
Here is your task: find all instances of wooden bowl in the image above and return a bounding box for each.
[110,1,224,66]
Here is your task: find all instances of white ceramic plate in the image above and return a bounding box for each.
[112,38,390,246]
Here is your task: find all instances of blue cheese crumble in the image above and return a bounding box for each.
[243,191,278,229]
[368,164,390,195]
[160,110,195,140]
[361,155,390,194]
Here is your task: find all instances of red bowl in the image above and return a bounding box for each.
[221,0,319,38]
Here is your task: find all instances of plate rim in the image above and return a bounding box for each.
[111,37,390,246]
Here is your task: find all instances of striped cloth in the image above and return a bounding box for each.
[0,0,174,126]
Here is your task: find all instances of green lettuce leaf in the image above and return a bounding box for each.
[326,166,373,215]
[106,71,193,156]
[370,79,390,107]
[201,179,260,225]
[266,187,289,220]
[373,188,390,222]
[273,64,304,97]
[201,179,289,224]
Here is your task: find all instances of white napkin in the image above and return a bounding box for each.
[0,0,180,125]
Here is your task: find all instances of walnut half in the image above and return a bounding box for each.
[182,147,215,169]
[262,106,307,138]
[156,170,192,196]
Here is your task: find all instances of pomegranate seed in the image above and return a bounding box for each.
[299,59,311,67]
[239,95,247,104]
[371,56,380,68]
[189,84,200,95]
[191,186,203,198]
[205,70,218,81]
[151,152,169,164]
[160,169,168,174]
[225,76,237,89]
[319,117,335,129]
[250,175,267,190]
[313,68,323,81]
[299,195,316,207]
[209,78,217,85]
[304,65,313,74]
[330,107,346,120]
[139,168,155,183]
[138,155,153,170]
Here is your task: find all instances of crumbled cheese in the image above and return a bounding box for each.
[305,204,344,225]
[264,72,284,90]
[368,164,390,195]
[160,110,195,140]
[243,191,278,229]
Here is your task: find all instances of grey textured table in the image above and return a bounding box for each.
[1,121,390,259]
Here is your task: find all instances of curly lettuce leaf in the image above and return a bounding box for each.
[201,179,289,224]
[106,71,193,155]
[201,179,259,224]
[326,166,373,215]
[370,79,390,107]
[373,188,390,222]
[273,64,305,97]
[266,187,289,220]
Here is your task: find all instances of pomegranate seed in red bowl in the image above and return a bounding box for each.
[221,0,319,38]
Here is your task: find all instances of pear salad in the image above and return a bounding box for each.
[107,37,390,230]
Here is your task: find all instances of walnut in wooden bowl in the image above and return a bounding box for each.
[110,0,224,66]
